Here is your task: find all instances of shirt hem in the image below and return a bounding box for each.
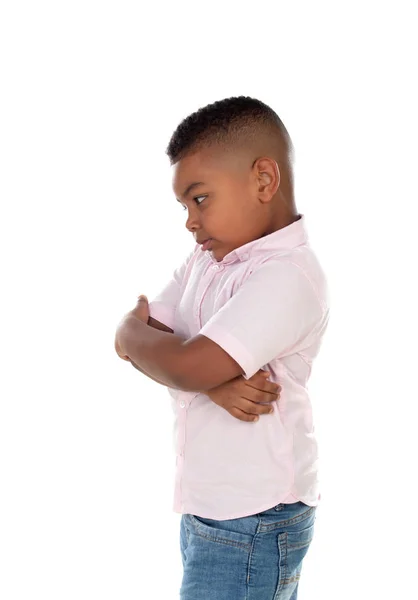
[174,493,320,520]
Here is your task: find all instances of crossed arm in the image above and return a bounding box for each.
[118,256,323,392]
[121,316,244,392]
[127,317,183,388]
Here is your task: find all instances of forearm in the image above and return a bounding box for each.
[130,359,214,395]
[119,315,189,389]
[127,317,178,387]
[128,358,182,389]
[120,316,228,394]
[127,317,205,392]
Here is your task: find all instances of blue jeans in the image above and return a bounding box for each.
[179,501,316,600]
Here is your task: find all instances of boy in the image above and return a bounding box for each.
[115,96,330,599]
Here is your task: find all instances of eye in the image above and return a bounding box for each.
[194,195,207,205]
[181,195,207,210]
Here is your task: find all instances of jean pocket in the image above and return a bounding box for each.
[186,514,253,550]
[283,521,315,550]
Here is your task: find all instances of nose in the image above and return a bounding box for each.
[185,206,201,233]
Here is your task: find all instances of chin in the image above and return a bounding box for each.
[211,250,225,262]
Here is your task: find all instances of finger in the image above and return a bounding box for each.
[132,294,150,322]
[258,370,270,378]
[239,398,276,415]
[246,378,281,395]
[241,386,280,403]
[252,370,269,379]
[246,384,280,398]
[229,406,260,422]
[266,381,281,394]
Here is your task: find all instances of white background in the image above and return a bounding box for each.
[1,1,417,598]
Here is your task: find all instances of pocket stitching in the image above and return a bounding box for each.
[186,514,252,550]
[286,523,315,549]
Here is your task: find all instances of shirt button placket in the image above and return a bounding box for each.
[178,399,187,459]
[176,397,188,509]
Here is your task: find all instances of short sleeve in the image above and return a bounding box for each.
[148,246,197,330]
[199,260,327,379]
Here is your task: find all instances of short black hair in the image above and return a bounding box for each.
[166,96,294,166]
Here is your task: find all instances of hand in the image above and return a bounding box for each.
[114,294,150,360]
[206,369,281,422]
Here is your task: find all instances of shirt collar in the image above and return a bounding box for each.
[208,214,308,265]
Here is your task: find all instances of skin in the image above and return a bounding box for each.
[173,141,300,262]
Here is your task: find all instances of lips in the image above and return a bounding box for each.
[201,238,213,251]
[197,238,213,251]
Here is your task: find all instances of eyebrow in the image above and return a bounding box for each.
[176,182,205,203]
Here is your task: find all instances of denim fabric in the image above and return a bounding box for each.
[179,501,316,600]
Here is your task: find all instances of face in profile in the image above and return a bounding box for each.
[172,148,271,262]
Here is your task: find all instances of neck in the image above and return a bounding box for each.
[263,208,300,236]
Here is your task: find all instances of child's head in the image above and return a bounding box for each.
[168,96,297,262]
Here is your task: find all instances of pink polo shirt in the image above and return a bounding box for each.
[149,215,330,520]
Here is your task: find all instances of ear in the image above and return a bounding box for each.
[253,157,280,203]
